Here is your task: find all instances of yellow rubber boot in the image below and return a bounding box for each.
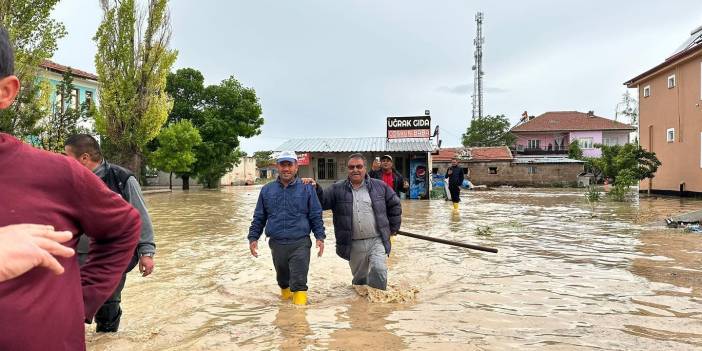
[292,291,307,305]
[453,203,459,211]
[281,287,292,300]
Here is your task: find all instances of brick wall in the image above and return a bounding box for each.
[433,161,583,186]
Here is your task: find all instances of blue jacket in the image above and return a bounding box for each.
[316,176,402,260]
[248,177,325,244]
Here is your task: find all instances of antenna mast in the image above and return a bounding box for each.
[471,12,485,119]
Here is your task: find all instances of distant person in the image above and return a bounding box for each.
[370,155,408,197]
[445,158,465,211]
[369,157,381,176]
[64,134,156,332]
[312,153,401,290]
[0,224,75,282]
[0,26,141,351]
[248,151,325,305]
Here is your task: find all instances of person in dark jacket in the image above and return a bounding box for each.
[248,151,325,305]
[445,158,465,211]
[65,134,156,332]
[313,153,402,290]
[369,154,408,197]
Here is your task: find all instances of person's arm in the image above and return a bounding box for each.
[384,184,402,234]
[248,189,268,257]
[124,177,155,256]
[73,166,140,322]
[307,185,326,241]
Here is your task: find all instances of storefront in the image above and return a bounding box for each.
[275,116,438,199]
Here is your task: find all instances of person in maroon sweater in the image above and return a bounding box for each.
[0,27,141,351]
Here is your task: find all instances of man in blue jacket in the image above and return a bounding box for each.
[248,151,325,305]
[313,153,401,290]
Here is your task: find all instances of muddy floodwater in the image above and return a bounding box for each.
[86,187,702,350]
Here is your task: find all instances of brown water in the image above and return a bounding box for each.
[86,187,702,350]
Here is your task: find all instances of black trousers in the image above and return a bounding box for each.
[449,184,461,203]
[79,252,139,332]
[268,236,312,292]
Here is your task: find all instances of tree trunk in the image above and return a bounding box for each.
[169,172,172,190]
[182,174,190,190]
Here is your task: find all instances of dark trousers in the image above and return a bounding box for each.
[78,252,139,332]
[268,236,312,292]
[449,184,461,203]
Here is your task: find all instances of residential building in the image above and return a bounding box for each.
[221,156,257,186]
[510,111,635,158]
[433,147,584,187]
[38,60,98,110]
[624,25,702,195]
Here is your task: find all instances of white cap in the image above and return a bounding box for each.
[277,150,298,163]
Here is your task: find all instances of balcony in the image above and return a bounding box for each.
[511,145,568,155]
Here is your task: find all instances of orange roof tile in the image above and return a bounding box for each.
[434,147,512,162]
[510,111,634,133]
[40,60,98,81]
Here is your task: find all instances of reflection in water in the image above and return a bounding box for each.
[85,187,702,350]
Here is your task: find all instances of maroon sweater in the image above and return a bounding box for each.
[0,133,141,351]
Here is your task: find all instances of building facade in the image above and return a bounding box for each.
[625,25,702,195]
[220,156,257,186]
[510,111,634,158]
[433,147,584,187]
[38,60,98,110]
[275,137,437,199]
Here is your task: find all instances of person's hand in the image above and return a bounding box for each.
[301,178,317,187]
[250,240,258,257]
[316,239,324,257]
[0,224,75,282]
[139,255,155,277]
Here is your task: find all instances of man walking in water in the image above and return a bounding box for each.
[313,153,401,290]
[64,134,156,332]
[0,26,141,350]
[248,151,325,305]
[445,157,465,211]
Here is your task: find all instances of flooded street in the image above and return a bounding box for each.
[87,187,702,350]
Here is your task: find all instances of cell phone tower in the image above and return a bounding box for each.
[471,12,484,120]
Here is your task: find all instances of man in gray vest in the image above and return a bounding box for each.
[64,134,156,332]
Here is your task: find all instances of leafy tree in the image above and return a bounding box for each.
[37,69,95,152]
[253,150,274,168]
[194,76,263,188]
[588,144,661,184]
[94,0,177,178]
[0,0,66,137]
[462,114,516,147]
[150,120,202,189]
[163,68,205,189]
[568,140,583,160]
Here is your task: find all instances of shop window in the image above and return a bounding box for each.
[431,167,438,175]
[317,158,337,180]
[528,166,537,174]
[488,167,498,175]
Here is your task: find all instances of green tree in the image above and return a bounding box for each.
[194,76,264,188]
[37,69,95,152]
[163,68,204,189]
[568,140,583,160]
[588,144,661,184]
[462,114,516,147]
[150,120,202,189]
[617,91,638,142]
[0,0,66,137]
[253,150,274,168]
[94,0,177,178]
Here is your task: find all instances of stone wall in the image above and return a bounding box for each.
[433,161,584,187]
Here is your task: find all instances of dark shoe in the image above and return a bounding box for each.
[95,308,122,332]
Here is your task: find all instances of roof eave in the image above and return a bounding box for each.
[624,45,702,86]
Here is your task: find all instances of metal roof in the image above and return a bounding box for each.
[512,156,584,164]
[275,137,436,153]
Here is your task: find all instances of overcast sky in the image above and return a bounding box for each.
[51,1,702,153]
